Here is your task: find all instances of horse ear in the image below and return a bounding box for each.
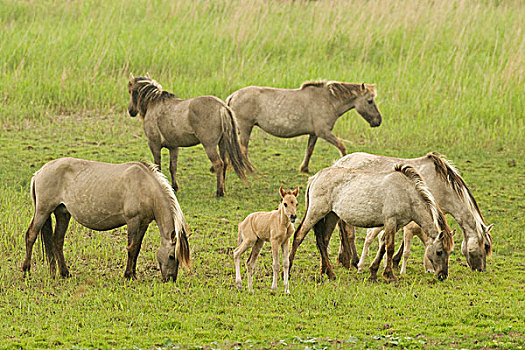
[170,229,176,244]
[293,186,299,197]
[361,83,366,91]
[437,231,444,241]
[279,186,285,198]
[129,72,134,81]
[146,72,151,79]
[486,224,494,232]
[451,229,456,236]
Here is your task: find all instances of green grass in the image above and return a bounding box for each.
[0,0,524,349]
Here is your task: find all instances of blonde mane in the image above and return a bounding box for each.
[426,152,491,248]
[300,80,376,99]
[394,164,454,251]
[131,77,177,117]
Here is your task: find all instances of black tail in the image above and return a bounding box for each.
[219,105,255,180]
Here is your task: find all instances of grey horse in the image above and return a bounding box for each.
[289,164,455,281]
[22,158,190,282]
[128,74,253,197]
[334,152,493,273]
[226,81,382,172]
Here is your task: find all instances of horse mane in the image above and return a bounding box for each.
[132,77,177,117]
[426,152,491,250]
[137,160,191,268]
[394,164,454,252]
[300,80,376,99]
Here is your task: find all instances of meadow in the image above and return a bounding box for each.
[0,0,524,349]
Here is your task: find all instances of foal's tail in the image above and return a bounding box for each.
[219,105,255,180]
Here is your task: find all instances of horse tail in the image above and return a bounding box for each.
[29,176,54,265]
[219,104,255,180]
[175,226,191,271]
[292,175,314,247]
[394,164,454,252]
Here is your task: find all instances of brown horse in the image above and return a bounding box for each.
[22,158,190,282]
[128,74,254,197]
[226,81,382,172]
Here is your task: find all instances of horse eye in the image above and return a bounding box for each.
[436,251,443,256]
[368,100,373,104]
[284,203,288,207]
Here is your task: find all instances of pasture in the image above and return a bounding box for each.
[0,0,524,349]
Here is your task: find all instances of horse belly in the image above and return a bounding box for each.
[66,204,127,231]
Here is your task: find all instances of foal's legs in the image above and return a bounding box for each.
[124,218,149,280]
[202,143,225,197]
[282,226,293,294]
[168,147,180,192]
[246,239,264,293]
[319,131,346,157]
[234,233,257,289]
[357,227,383,273]
[299,135,318,173]
[337,221,359,269]
[53,205,71,278]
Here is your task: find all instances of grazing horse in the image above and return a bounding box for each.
[127,74,253,197]
[234,187,299,293]
[226,81,382,173]
[289,165,455,281]
[21,158,190,282]
[333,152,493,272]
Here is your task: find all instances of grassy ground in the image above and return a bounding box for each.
[0,0,524,349]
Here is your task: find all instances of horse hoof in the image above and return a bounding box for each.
[299,166,309,174]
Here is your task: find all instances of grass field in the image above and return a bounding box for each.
[1,0,524,349]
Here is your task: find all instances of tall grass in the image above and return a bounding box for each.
[0,0,523,152]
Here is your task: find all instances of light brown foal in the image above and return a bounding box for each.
[234,186,299,293]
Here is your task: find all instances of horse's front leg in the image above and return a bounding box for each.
[148,140,162,170]
[299,135,318,173]
[382,222,397,281]
[358,227,383,273]
[319,131,346,157]
[124,218,148,280]
[168,147,179,192]
[281,239,291,294]
[270,239,281,291]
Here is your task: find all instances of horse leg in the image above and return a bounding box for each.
[399,226,414,274]
[369,234,386,281]
[234,233,257,289]
[237,121,253,159]
[319,131,346,157]
[148,140,162,171]
[40,215,56,277]
[218,138,228,185]
[314,212,338,280]
[246,239,264,293]
[168,147,179,192]
[281,239,291,294]
[338,220,358,269]
[203,144,225,197]
[22,209,54,275]
[270,239,281,291]
[382,222,397,281]
[124,218,148,280]
[53,205,71,278]
[357,227,382,273]
[289,208,326,273]
[299,135,318,173]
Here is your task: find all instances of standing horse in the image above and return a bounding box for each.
[226,81,382,172]
[21,158,190,282]
[289,165,455,281]
[333,152,493,272]
[234,187,299,293]
[127,74,254,197]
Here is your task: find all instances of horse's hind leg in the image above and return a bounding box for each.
[358,227,382,273]
[22,210,53,275]
[53,205,71,278]
[299,135,318,173]
[41,216,56,277]
[168,147,180,192]
[203,144,225,197]
[337,220,358,269]
[234,226,257,289]
[246,239,264,293]
[314,212,339,280]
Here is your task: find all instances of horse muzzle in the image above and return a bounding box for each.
[128,107,138,117]
[290,215,297,223]
[437,272,448,281]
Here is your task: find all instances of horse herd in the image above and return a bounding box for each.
[22,74,493,292]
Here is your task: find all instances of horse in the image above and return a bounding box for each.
[289,165,455,281]
[226,80,382,173]
[127,73,254,197]
[333,152,493,273]
[234,186,299,293]
[21,158,191,282]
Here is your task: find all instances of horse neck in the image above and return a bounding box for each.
[152,190,176,242]
[330,93,358,116]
